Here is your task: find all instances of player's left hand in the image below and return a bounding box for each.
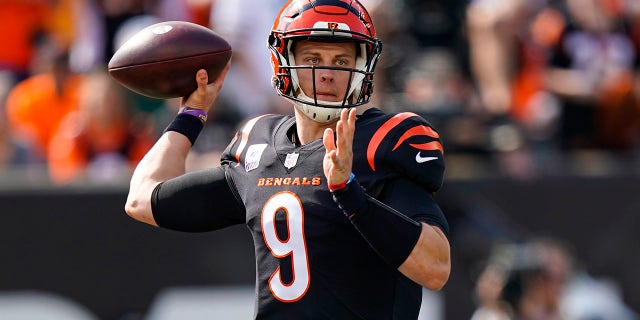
[323,108,356,187]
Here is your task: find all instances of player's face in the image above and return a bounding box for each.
[293,40,357,102]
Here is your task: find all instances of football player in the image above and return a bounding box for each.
[125,0,451,318]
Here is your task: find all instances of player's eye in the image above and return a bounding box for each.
[305,57,319,65]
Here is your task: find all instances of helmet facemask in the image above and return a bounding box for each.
[287,40,371,122]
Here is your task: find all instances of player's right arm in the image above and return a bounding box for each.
[125,66,229,226]
[125,131,193,226]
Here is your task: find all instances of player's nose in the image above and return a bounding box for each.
[316,68,335,83]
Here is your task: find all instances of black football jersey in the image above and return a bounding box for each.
[217,107,447,319]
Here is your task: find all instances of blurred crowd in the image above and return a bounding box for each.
[0,0,210,185]
[470,237,637,320]
[1,0,640,186]
[374,0,640,179]
[0,1,639,319]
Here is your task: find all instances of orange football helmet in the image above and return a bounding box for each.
[269,0,382,122]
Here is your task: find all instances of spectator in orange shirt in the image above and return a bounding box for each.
[0,0,50,79]
[5,51,84,163]
[47,71,155,185]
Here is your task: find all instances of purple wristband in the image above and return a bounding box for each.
[179,106,208,123]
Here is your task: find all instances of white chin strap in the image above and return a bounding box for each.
[287,43,367,123]
[293,92,344,123]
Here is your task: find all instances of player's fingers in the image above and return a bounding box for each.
[182,69,216,110]
[350,109,357,137]
[348,108,356,131]
[323,128,336,152]
[342,107,350,120]
[336,109,352,156]
[193,70,210,99]
[196,69,208,86]
[335,109,347,140]
[335,121,344,156]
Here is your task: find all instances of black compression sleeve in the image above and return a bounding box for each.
[151,166,245,232]
[332,179,422,268]
[378,178,449,238]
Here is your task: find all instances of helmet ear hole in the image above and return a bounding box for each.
[271,77,282,90]
[271,75,292,95]
[268,34,281,47]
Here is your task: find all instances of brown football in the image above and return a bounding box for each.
[108,21,232,99]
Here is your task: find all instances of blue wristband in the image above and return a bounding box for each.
[328,172,356,191]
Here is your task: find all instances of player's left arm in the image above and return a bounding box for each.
[380,179,451,291]
[323,109,451,291]
[398,222,451,290]
[401,222,450,290]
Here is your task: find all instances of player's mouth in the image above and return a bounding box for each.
[315,92,339,101]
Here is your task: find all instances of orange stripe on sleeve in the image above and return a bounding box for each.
[392,125,441,151]
[366,112,418,171]
[235,115,269,165]
[409,141,444,154]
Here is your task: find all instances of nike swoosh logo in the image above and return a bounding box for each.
[416,153,438,163]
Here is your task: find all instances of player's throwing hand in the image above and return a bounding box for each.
[182,62,231,112]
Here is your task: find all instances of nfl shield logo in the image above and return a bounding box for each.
[284,152,299,169]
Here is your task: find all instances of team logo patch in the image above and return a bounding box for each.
[311,21,351,36]
[245,144,268,172]
[284,152,300,169]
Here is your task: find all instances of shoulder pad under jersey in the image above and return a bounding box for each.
[220,114,286,167]
[363,111,445,192]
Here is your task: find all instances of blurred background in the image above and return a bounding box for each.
[0,0,639,319]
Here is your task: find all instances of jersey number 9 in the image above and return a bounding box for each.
[261,191,311,302]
